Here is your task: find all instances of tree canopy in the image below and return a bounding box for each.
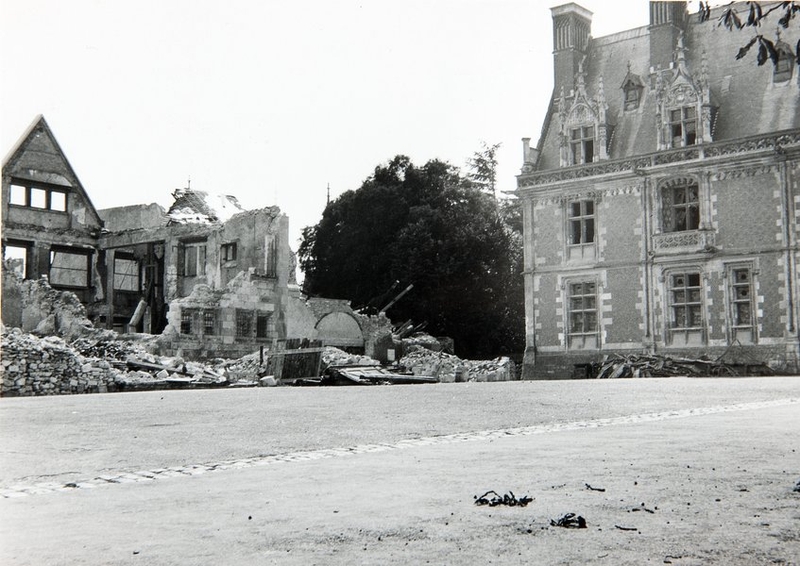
[699,1,800,68]
[298,155,524,359]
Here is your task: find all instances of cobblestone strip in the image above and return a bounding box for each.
[2,397,796,499]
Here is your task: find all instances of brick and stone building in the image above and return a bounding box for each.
[2,115,366,358]
[517,1,800,378]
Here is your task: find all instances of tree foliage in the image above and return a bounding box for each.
[699,1,800,67]
[298,155,524,359]
[467,141,501,197]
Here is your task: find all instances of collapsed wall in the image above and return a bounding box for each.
[1,269,95,341]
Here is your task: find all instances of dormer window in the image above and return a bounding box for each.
[624,86,641,110]
[570,126,594,164]
[774,44,795,83]
[669,107,697,147]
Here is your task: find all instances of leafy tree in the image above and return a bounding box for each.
[698,1,800,68]
[466,141,501,197]
[299,155,524,359]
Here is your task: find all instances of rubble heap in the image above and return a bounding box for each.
[1,328,125,396]
[592,353,773,378]
[322,347,381,368]
[398,345,516,383]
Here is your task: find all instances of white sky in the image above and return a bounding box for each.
[1,1,698,250]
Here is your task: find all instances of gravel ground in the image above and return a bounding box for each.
[1,377,799,565]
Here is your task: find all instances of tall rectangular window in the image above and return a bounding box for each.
[669,107,697,147]
[3,242,30,279]
[256,312,271,339]
[568,200,595,245]
[662,183,700,232]
[731,268,754,327]
[265,236,278,278]
[203,311,216,335]
[221,242,237,262]
[236,310,253,339]
[183,242,206,277]
[180,311,193,335]
[49,248,90,288]
[114,256,139,292]
[568,282,597,338]
[670,272,702,330]
[570,126,594,164]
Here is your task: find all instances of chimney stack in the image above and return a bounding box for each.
[649,1,688,71]
[551,3,593,96]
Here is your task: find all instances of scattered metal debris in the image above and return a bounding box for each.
[474,490,533,507]
[585,483,605,492]
[550,513,586,528]
[793,479,800,493]
[615,524,638,531]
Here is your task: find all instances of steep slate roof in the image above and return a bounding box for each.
[2,115,103,226]
[536,2,800,172]
[166,188,245,225]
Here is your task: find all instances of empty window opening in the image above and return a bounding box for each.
[3,243,30,279]
[183,242,207,277]
[9,181,68,212]
[221,242,237,262]
[49,248,90,288]
[114,256,139,292]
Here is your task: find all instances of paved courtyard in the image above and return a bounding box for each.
[1,377,799,565]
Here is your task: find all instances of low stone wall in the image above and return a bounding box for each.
[1,330,124,397]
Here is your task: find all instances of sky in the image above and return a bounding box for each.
[1,0,694,252]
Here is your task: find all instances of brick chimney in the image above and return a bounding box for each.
[649,1,688,72]
[551,3,592,96]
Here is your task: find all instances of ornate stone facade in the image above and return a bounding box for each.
[516,2,800,379]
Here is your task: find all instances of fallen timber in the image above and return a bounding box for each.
[294,365,439,386]
[590,353,774,379]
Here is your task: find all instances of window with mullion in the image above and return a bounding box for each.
[662,183,700,232]
[568,200,595,246]
[568,282,598,336]
[570,126,594,165]
[731,268,754,328]
[670,272,702,330]
[669,107,697,147]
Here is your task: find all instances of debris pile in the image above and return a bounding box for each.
[1,329,124,396]
[591,353,771,378]
[474,490,533,507]
[322,347,381,368]
[399,346,516,383]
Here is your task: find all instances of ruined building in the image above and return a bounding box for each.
[2,115,366,358]
[517,2,800,378]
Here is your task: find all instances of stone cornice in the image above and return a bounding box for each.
[517,129,800,190]
[531,183,642,207]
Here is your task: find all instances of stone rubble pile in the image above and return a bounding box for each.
[1,328,124,396]
[322,347,381,367]
[398,345,516,383]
